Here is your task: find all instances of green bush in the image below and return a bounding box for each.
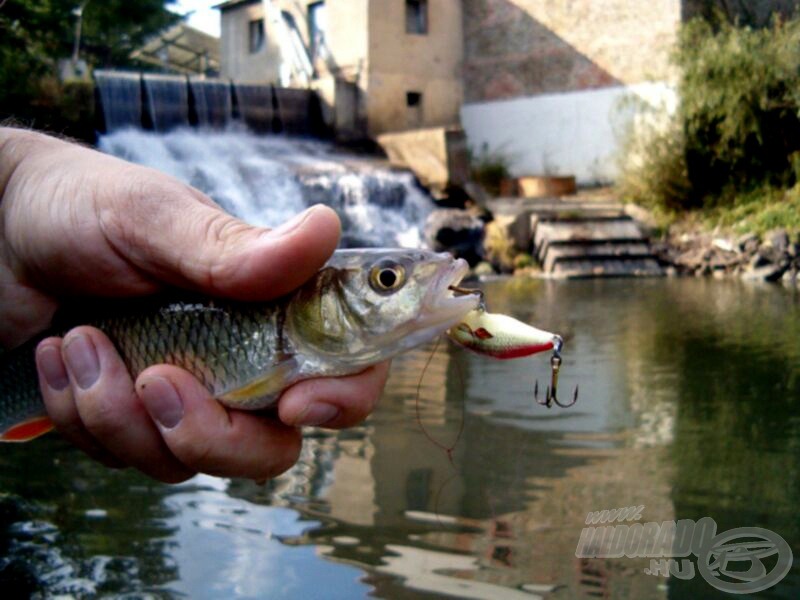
[468,142,512,197]
[620,13,800,220]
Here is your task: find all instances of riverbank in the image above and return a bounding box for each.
[426,189,800,287]
[654,223,800,285]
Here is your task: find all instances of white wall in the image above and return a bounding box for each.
[460,82,676,186]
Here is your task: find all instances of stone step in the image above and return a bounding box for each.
[533,219,645,258]
[542,242,655,273]
[550,257,664,279]
[486,197,625,218]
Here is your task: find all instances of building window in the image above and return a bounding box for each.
[308,1,326,61]
[405,0,428,35]
[406,91,423,128]
[248,19,265,54]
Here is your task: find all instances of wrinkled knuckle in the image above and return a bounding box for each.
[98,175,176,254]
[78,395,130,440]
[201,213,254,288]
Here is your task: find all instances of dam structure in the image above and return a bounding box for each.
[94,70,433,249]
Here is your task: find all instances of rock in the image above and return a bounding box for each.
[472,261,495,277]
[750,250,772,270]
[712,238,735,253]
[782,268,798,285]
[674,247,707,272]
[424,209,485,266]
[462,181,491,209]
[764,228,790,254]
[737,232,760,254]
[742,262,788,282]
[757,243,785,266]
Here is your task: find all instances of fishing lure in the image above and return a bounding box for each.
[447,287,578,408]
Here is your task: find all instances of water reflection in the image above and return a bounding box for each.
[1,279,798,598]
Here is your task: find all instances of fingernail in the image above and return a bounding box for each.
[139,376,184,429]
[266,205,319,238]
[295,403,340,427]
[36,345,69,391]
[63,334,100,389]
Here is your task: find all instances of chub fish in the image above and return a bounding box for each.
[0,249,480,442]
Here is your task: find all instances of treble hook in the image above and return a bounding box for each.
[535,337,579,408]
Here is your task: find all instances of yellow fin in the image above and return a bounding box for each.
[218,360,298,409]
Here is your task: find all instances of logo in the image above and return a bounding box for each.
[575,508,793,594]
[697,527,793,594]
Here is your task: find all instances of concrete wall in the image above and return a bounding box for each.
[461,82,677,185]
[460,0,682,185]
[462,0,681,103]
[219,1,281,83]
[365,0,463,135]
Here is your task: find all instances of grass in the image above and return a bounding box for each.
[648,184,800,239]
[702,186,800,236]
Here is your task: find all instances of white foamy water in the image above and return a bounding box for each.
[98,128,433,247]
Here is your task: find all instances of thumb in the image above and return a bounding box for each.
[103,176,341,300]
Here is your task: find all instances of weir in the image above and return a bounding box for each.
[94,70,322,136]
[93,70,434,248]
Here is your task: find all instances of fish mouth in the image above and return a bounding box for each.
[407,257,480,342]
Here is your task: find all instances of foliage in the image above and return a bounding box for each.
[468,142,512,197]
[617,109,692,213]
[702,183,800,235]
[683,0,799,28]
[679,16,800,204]
[619,12,800,232]
[0,1,180,132]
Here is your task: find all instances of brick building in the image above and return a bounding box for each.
[216,1,794,184]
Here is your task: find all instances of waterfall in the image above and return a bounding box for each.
[95,70,142,131]
[190,78,233,128]
[142,74,190,131]
[233,84,277,133]
[98,128,433,248]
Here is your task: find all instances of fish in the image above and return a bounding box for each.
[0,249,480,442]
[446,308,562,359]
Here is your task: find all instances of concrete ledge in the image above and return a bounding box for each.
[376,126,469,193]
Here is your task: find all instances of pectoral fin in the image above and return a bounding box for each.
[218,360,299,409]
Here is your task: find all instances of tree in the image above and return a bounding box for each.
[0,1,181,129]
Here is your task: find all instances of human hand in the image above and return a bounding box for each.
[0,128,389,482]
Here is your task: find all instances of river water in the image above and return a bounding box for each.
[1,276,798,598]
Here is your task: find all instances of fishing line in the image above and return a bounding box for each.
[414,336,466,466]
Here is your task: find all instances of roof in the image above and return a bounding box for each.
[130,22,220,76]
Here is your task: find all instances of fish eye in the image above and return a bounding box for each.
[369,261,406,293]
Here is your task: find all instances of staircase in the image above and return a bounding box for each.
[489,196,664,278]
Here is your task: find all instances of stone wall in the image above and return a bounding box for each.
[462,0,681,103]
